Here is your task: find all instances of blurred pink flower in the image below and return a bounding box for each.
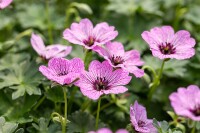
[130,101,157,133]
[94,41,144,78]
[141,26,196,60]
[39,58,84,85]
[88,128,128,133]
[63,18,118,50]
[169,85,200,121]
[0,0,12,9]
[31,33,72,60]
[76,60,131,100]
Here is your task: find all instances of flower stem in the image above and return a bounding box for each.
[62,87,68,133]
[95,97,101,130]
[83,49,92,69]
[68,87,78,114]
[191,127,195,133]
[33,95,46,111]
[158,59,165,79]
[92,101,114,115]
[46,0,53,44]
[81,98,91,111]
[191,122,196,133]
[148,59,166,99]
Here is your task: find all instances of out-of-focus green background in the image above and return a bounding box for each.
[0,0,200,132]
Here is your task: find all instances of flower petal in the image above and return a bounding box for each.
[30,33,46,55]
[0,0,12,9]
[45,45,72,59]
[103,86,128,95]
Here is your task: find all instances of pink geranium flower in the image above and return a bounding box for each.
[130,101,157,133]
[141,26,196,60]
[39,58,84,85]
[169,85,200,121]
[31,33,72,60]
[0,0,12,9]
[76,60,131,100]
[94,41,144,78]
[63,18,118,50]
[88,128,128,133]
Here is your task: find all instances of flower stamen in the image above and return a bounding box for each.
[159,42,176,55]
[110,55,124,66]
[93,77,109,91]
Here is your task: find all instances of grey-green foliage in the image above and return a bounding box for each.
[27,117,61,133]
[0,54,42,99]
[0,117,18,133]
[153,119,183,133]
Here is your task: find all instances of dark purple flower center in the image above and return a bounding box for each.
[83,36,99,47]
[190,105,200,116]
[57,71,68,76]
[110,55,124,66]
[93,77,109,91]
[138,120,146,127]
[159,42,176,55]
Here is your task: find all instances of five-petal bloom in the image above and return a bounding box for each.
[0,0,12,9]
[94,41,144,78]
[141,26,196,60]
[76,60,132,100]
[88,128,128,133]
[169,85,200,121]
[39,58,84,85]
[130,101,157,133]
[31,33,72,60]
[63,18,118,50]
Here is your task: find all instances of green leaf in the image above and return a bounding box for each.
[16,4,47,30]
[15,128,24,133]
[196,122,200,130]
[185,5,200,25]
[0,90,38,122]
[32,118,49,133]
[0,53,30,71]
[107,0,137,15]
[71,2,93,15]
[0,117,18,133]
[45,86,64,103]
[67,111,104,133]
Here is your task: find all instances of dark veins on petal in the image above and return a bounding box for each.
[159,42,176,55]
[190,105,200,116]
[83,36,99,47]
[93,77,109,91]
[110,55,124,66]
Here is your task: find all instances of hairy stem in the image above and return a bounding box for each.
[62,87,68,133]
[148,59,166,99]
[46,0,53,44]
[33,95,46,111]
[95,97,101,130]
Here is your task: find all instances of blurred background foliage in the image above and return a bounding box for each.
[0,0,200,132]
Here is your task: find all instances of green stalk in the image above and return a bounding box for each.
[191,122,196,133]
[95,97,101,130]
[92,101,114,115]
[81,98,91,111]
[46,0,53,44]
[33,95,46,111]
[68,87,78,114]
[148,59,166,99]
[62,87,68,133]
